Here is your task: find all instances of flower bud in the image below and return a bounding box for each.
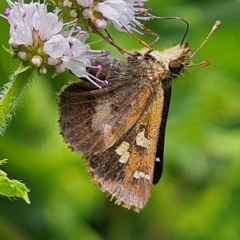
[31,56,42,67]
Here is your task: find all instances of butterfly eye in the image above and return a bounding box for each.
[169,59,183,74]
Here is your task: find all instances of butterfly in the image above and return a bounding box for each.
[58,42,192,212]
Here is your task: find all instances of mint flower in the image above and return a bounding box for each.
[55,0,149,33]
[61,36,109,88]
[76,0,93,7]
[94,0,149,32]
[4,0,63,46]
[1,0,109,86]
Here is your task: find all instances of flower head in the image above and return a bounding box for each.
[1,0,109,88]
[53,0,150,34]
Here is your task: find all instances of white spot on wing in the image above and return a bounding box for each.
[136,130,150,148]
[115,141,130,164]
[133,170,151,180]
[156,157,160,162]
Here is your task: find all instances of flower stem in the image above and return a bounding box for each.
[0,64,34,135]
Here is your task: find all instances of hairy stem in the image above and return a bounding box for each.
[0,65,34,135]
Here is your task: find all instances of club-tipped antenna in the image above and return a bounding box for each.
[191,20,221,58]
[147,15,189,46]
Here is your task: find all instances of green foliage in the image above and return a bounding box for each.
[0,64,34,134]
[0,0,240,240]
[0,159,30,203]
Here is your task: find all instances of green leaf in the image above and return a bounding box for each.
[0,159,30,204]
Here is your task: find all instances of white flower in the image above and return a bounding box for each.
[94,0,149,32]
[43,34,69,58]
[38,12,63,41]
[9,22,33,46]
[62,38,92,72]
[60,29,109,88]
[1,0,110,88]
[61,37,109,88]
[2,0,62,45]
[95,0,125,20]
[76,0,94,7]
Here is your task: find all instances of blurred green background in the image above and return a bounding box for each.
[0,0,240,239]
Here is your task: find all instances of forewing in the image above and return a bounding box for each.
[59,77,153,157]
[87,83,165,211]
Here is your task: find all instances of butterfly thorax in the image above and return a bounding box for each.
[125,42,191,87]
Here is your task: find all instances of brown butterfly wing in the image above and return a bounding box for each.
[86,81,166,211]
[59,77,153,157]
[59,74,167,211]
[58,42,193,211]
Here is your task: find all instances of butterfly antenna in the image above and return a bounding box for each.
[146,14,189,46]
[191,20,221,58]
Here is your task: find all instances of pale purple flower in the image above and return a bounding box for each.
[1,0,110,88]
[1,0,64,46]
[38,12,63,41]
[43,34,69,59]
[94,0,149,33]
[95,0,125,20]
[76,0,94,7]
[61,37,109,88]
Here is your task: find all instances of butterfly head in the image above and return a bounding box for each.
[130,41,191,86]
[160,42,191,75]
